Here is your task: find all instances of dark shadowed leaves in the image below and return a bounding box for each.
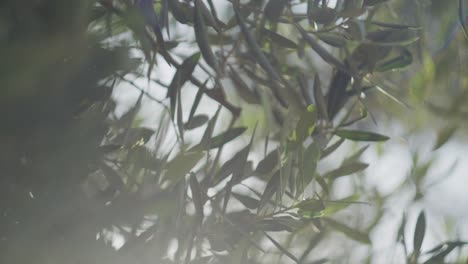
[233,193,260,210]
[264,0,288,21]
[184,114,209,130]
[263,29,298,49]
[167,52,200,119]
[194,0,218,70]
[235,7,281,81]
[255,149,280,175]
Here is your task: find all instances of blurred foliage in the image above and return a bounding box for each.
[1,0,467,263]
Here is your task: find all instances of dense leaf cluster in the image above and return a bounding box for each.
[1,0,467,264]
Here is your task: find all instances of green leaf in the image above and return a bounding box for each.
[433,126,457,150]
[321,194,361,216]
[376,48,413,72]
[164,151,204,186]
[229,65,261,104]
[184,114,209,130]
[413,211,426,256]
[460,0,468,40]
[189,173,204,223]
[264,232,300,263]
[317,32,347,47]
[232,193,260,209]
[366,29,420,46]
[295,24,349,74]
[307,0,337,24]
[424,241,468,264]
[343,145,370,165]
[364,0,390,6]
[324,162,369,180]
[167,0,193,24]
[263,29,298,49]
[207,127,247,150]
[295,198,325,212]
[176,80,184,140]
[194,0,218,69]
[335,129,389,142]
[167,52,200,120]
[303,142,321,182]
[324,218,371,244]
[264,0,288,21]
[321,138,345,159]
[188,79,208,120]
[259,170,281,212]
[313,74,329,121]
[235,7,281,81]
[255,149,280,175]
[98,144,122,154]
[295,105,317,142]
[397,214,407,244]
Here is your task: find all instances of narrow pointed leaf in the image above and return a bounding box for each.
[164,151,204,185]
[259,170,281,211]
[313,74,329,121]
[324,218,371,244]
[194,0,218,69]
[324,162,369,180]
[413,211,426,256]
[190,173,204,223]
[263,29,298,49]
[207,127,247,150]
[376,48,413,72]
[335,129,389,142]
[167,52,200,119]
[184,114,209,130]
[256,149,280,175]
[233,193,260,209]
[235,7,281,81]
